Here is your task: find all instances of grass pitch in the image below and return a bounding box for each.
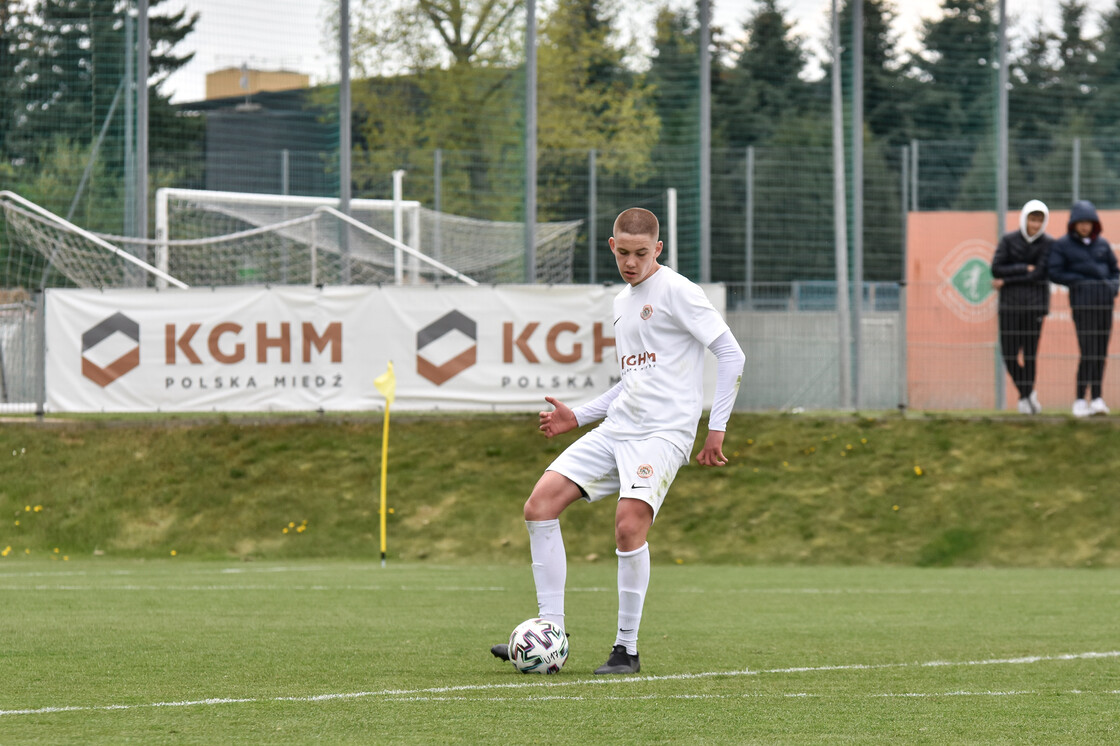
[1,559,1117,744]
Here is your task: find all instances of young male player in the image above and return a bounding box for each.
[491,207,746,674]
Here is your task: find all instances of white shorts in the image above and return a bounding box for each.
[546,428,686,520]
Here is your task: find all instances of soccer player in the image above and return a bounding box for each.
[491,207,746,674]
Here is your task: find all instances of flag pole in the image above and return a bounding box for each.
[379,401,390,568]
[374,361,396,568]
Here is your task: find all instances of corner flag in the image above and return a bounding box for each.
[374,361,396,405]
[375,362,395,567]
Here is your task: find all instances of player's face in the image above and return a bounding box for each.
[1074,220,1094,238]
[610,232,662,286]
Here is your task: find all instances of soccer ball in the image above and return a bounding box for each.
[508,618,568,674]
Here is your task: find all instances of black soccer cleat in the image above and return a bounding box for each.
[593,644,640,674]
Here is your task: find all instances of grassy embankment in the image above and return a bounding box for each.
[1,411,1117,566]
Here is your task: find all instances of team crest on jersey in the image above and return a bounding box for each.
[636,464,654,479]
[640,304,653,320]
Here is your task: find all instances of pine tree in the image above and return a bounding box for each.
[716,0,808,149]
[7,0,196,161]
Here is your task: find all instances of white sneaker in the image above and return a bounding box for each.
[1073,399,1091,417]
[1028,391,1041,414]
[1090,397,1110,416]
[1017,397,1033,414]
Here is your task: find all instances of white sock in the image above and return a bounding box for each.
[614,542,649,655]
[527,519,566,629]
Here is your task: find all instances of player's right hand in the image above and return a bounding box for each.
[539,396,577,438]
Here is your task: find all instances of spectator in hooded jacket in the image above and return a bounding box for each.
[1048,200,1120,417]
[991,200,1053,414]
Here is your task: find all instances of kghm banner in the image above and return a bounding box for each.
[45,285,723,413]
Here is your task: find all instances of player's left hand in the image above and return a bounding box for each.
[696,430,728,466]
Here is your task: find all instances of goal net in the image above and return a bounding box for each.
[1,188,582,294]
[0,191,186,291]
[155,188,582,287]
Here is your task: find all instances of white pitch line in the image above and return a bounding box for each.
[2,650,1118,718]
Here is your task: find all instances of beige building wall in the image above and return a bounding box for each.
[206,68,310,100]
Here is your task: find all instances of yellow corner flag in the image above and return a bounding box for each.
[375,362,395,567]
[374,361,396,406]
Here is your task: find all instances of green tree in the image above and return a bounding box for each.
[906,0,999,209]
[836,0,912,146]
[647,5,698,150]
[716,0,809,149]
[8,0,196,155]
[1051,0,1099,112]
[1089,0,1120,152]
[536,0,659,201]
[1008,23,1061,143]
[1,0,197,235]
[350,0,524,218]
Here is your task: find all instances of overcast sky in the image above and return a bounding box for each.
[161,0,1113,104]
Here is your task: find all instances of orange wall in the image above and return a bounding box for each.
[907,209,1120,410]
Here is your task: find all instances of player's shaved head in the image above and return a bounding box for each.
[614,208,659,240]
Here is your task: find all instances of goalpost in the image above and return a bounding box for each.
[0,186,582,292]
[155,187,582,288]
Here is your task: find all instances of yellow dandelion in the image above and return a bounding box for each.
[53,547,59,553]
[913,466,923,476]
[846,444,853,450]
[296,525,306,533]
[301,519,308,525]
[14,520,19,526]
[24,505,30,512]
[747,439,754,445]
[782,461,789,467]
[892,505,900,511]
[674,558,684,565]
[33,505,42,512]
[170,550,177,556]
[282,527,289,534]
[24,548,30,554]
[388,508,395,514]
[288,522,296,528]
[752,467,759,473]
[861,438,868,444]
[63,556,69,561]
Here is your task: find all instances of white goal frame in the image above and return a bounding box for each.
[155,187,444,288]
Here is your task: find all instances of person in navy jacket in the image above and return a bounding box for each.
[991,199,1053,414]
[1048,200,1120,416]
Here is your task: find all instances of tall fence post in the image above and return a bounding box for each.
[899,145,909,413]
[897,282,908,412]
[666,188,678,271]
[433,148,443,267]
[588,149,597,284]
[745,146,754,309]
[1072,137,1081,203]
[34,291,45,419]
[910,139,919,212]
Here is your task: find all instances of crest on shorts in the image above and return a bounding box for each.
[636,464,654,478]
[640,305,653,320]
